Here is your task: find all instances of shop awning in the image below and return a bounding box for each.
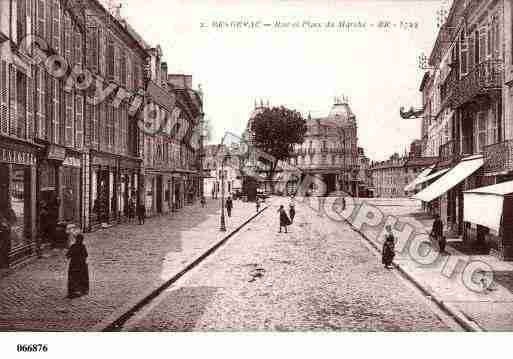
[414,155,484,203]
[404,165,435,192]
[415,167,451,186]
[463,181,513,232]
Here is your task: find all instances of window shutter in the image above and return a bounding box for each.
[460,32,468,76]
[114,44,120,83]
[36,65,46,139]
[46,69,52,141]
[65,91,73,147]
[75,30,82,68]
[9,65,17,137]
[0,60,8,134]
[126,56,132,91]
[37,0,45,38]
[87,26,99,72]
[52,78,60,143]
[75,94,83,148]
[52,0,60,53]
[27,70,34,139]
[121,49,127,87]
[45,0,52,44]
[64,15,71,62]
[479,26,487,63]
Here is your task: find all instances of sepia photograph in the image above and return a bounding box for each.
[0,0,512,357]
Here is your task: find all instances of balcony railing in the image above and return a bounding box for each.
[483,140,513,174]
[439,140,460,162]
[450,60,503,109]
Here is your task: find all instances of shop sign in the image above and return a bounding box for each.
[63,156,81,168]
[92,155,117,167]
[47,145,66,161]
[0,147,35,165]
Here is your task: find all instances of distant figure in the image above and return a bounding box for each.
[382,225,395,269]
[289,197,296,223]
[127,197,136,223]
[256,198,261,212]
[137,202,146,225]
[0,210,14,269]
[201,196,206,208]
[278,205,291,233]
[66,234,89,299]
[225,196,233,217]
[431,214,447,254]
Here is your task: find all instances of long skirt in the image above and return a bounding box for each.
[68,262,89,295]
[382,251,394,266]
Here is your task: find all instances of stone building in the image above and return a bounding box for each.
[287,97,360,196]
[0,0,204,266]
[404,0,513,259]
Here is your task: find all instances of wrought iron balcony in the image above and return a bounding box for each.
[483,140,513,174]
[449,60,503,109]
[439,140,460,162]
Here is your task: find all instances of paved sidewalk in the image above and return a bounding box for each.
[0,198,264,331]
[352,198,513,331]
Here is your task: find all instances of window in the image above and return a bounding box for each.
[476,111,487,153]
[35,65,46,139]
[488,105,498,146]
[52,0,60,52]
[37,0,46,39]
[65,91,74,147]
[17,0,27,44]
[479,26,487,63]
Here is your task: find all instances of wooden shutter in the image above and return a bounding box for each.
[87,26,99,72]
[45,0,52,44]
[75,94,83,148]
[114,44,120,83]
[100,28,106,76]
[107,38,114,81]
[27,70,34,139]
[52,0,60,52]
[479,26,487,63]
[52,78,59,143]
[65,91,73,147]
[75,30,82,68]
[460,32,468,76]
[45,68,52,141]
[9,65,17,137]
[64,14,72,62]
[126,56,132,91]
[121,49,127,87]
[0,60,8,134]
[35,65,46,139]
[37,0,45,38]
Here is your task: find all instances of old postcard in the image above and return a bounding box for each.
[0,0,510,357]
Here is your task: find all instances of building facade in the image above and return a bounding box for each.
[405,0,513,259]
[0,0,204,267]
[288,98,360,196]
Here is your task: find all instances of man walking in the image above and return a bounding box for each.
[431,214,447,255]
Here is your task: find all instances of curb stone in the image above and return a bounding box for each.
[92,205,269,332]
[342,218,483,332]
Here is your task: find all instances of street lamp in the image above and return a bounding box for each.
[219,152,231,232]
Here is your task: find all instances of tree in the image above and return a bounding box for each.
[250,106,307,186]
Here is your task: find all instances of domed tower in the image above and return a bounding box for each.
[328,96,356,126]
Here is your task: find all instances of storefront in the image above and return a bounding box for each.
[463,180,513,260]
[118,158,140,220]
[90,152,117,227]
[61,153,82,227]
[0,141,38,267]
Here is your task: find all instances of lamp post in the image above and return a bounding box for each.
[220,152,231,232]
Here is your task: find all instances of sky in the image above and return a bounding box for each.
[120,0,448,161]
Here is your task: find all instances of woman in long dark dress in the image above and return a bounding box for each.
[66,234,89,298]
[278,205,291,233]
[382,225,395,269]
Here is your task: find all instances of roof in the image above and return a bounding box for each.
[147,81,176,113]
[404,156,438,168]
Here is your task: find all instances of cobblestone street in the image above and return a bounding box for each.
[0,198,261,331]
[123,199,453,331]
